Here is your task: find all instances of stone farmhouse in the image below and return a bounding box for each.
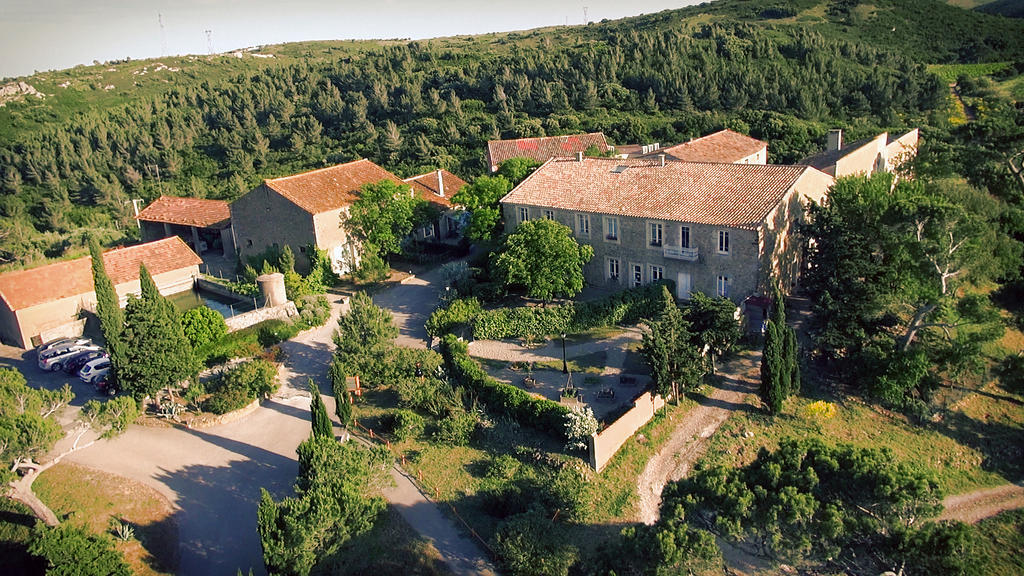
[486,132,611,172]
[801,128,919,178]
[500,154,834,322]
[231,159,459,275]
[0,237,201,348]
[136,195,234,258]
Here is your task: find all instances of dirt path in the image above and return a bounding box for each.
[636,348,761,525]
[939,483,1024,524]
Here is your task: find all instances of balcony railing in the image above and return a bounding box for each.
[663,245,698,261]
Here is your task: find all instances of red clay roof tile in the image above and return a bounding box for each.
[402,169,468,209]
[263,159,403,214]
[0,237,201,311]
[500,157,811,231]
[658,130,767,163]
[487,133,610,168]
[136,195,231,228]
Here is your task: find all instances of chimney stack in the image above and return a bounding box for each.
[436,169,445,197]
[577,151,584,162]
[659,154,666,167]
[827,129,843,152]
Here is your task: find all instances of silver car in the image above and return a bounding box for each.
[38,343,101,371]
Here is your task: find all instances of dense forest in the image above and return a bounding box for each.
[2,0,1022,268]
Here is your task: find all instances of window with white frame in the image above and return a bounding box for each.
[604,216,619,241]
[631,263,643,287]
[718,230,730,254]
[648,222,663,247]
[543,209,555,220]
[680,226,691,248]
[422,224,434,238]
[649,265,664,282]
[577,213,590,236]
[717,275,730,297]
[607,257,620,280]
[518,207,529,223]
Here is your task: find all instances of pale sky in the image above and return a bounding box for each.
[0,0,703,78]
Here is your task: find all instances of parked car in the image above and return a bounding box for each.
[36,336,92,354]
[38,344,101,371]
[63,350,107,375]
[92,374,118,396]
[78,356,111,384]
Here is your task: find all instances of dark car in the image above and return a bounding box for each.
[63,350,107,374]
[92,374,118,396]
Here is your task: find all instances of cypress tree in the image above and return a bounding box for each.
[760,320,785,413]
[89,238,123,346]
[309,379,333,439]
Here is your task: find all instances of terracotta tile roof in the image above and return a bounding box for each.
[487,132,610,168]
[0,237,201,311]
[263,159,403,214]
[403,169,468,209]
[799,136,876,172]
[659,130,767,163]
[500,157,812,231]
[136,195,231,228]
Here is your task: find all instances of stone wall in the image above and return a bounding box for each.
[587,390,665,472]
[224,301,298,332]
[231,183,318,273]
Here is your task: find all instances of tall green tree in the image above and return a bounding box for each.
[496,157,541,184]
[760,319,786,414]
[330,292,399,388]
[684,292,742,374]
[117,264,198,400]
[89,237,125,370]
[491,219,594,301]
[29,523,132,576]
[641,287,704,405]
[309,379,332,439]
[450,175,512,242]
[258,436,388,576]
[346,179,427,266]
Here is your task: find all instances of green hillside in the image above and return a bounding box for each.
[0,0,1021,267]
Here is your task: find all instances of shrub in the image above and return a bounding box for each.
[257,319,301,347]
[223,358,279,398]
[296,294,331,328]
[205,383,252,414]
[426,297,483,337]
[563,405,598,452]
[440,335,569,439]
[180,306,228,348]
[432,412,477,445]
[389,409,425,441]
[493,509,578,576]
[485,454,521,480]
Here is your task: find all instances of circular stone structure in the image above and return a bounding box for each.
[256,272,287,307]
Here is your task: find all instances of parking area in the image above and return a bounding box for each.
[0,343,111,412]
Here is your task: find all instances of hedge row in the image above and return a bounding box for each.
[440,334,569,439]
[470,280,674,340]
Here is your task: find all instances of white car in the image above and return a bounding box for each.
[38,343,100,371]
[79,356,111,384]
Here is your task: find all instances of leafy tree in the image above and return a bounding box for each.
[497,157,541,184]
[492,508,578,576]
[608,504,722,576]
[346,179,427,265]
[451,175,512,241]
[117,264,199,400]
[28,523,131,576]
[641,287,704,405]
[330,292,399,388]
[683,292,741,374]
[491,219,594,300]
[308,379,332,439]
[180,306,227,348]
[258,436,388,576]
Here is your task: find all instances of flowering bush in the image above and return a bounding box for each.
[564,405,598,452]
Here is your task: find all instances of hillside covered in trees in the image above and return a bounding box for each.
[1,0,1022,268]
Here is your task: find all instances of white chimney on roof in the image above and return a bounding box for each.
[827,129,843,152]
[659,154,666,167]
[577,151,584,162]
[436,169,445,197]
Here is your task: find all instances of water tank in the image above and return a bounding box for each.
[257,272,287,307]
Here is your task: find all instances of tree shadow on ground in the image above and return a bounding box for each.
[929,409,1024,484]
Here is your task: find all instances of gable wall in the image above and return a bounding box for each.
[231,184,317,271]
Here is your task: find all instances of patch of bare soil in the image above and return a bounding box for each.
[636,349,761,525]
[939,483,1024,524]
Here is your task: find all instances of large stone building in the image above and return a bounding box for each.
[801,128,919,178]
[231,159,459,274]
[486,132,611,172]
[136,195,234,257]
[499,156,833,309]
[0,237,202,348]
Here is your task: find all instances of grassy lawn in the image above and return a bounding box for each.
[34,462,177,575]
[974,509,1024,575]
[927,61,1013,83]
[535,350,608,374]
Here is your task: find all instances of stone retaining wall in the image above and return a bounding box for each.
[588,390,665,472]
[224,301,298,332]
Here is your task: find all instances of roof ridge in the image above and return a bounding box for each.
[403,168,449,181]
[264,158,370,185]
[488,132,605,146]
